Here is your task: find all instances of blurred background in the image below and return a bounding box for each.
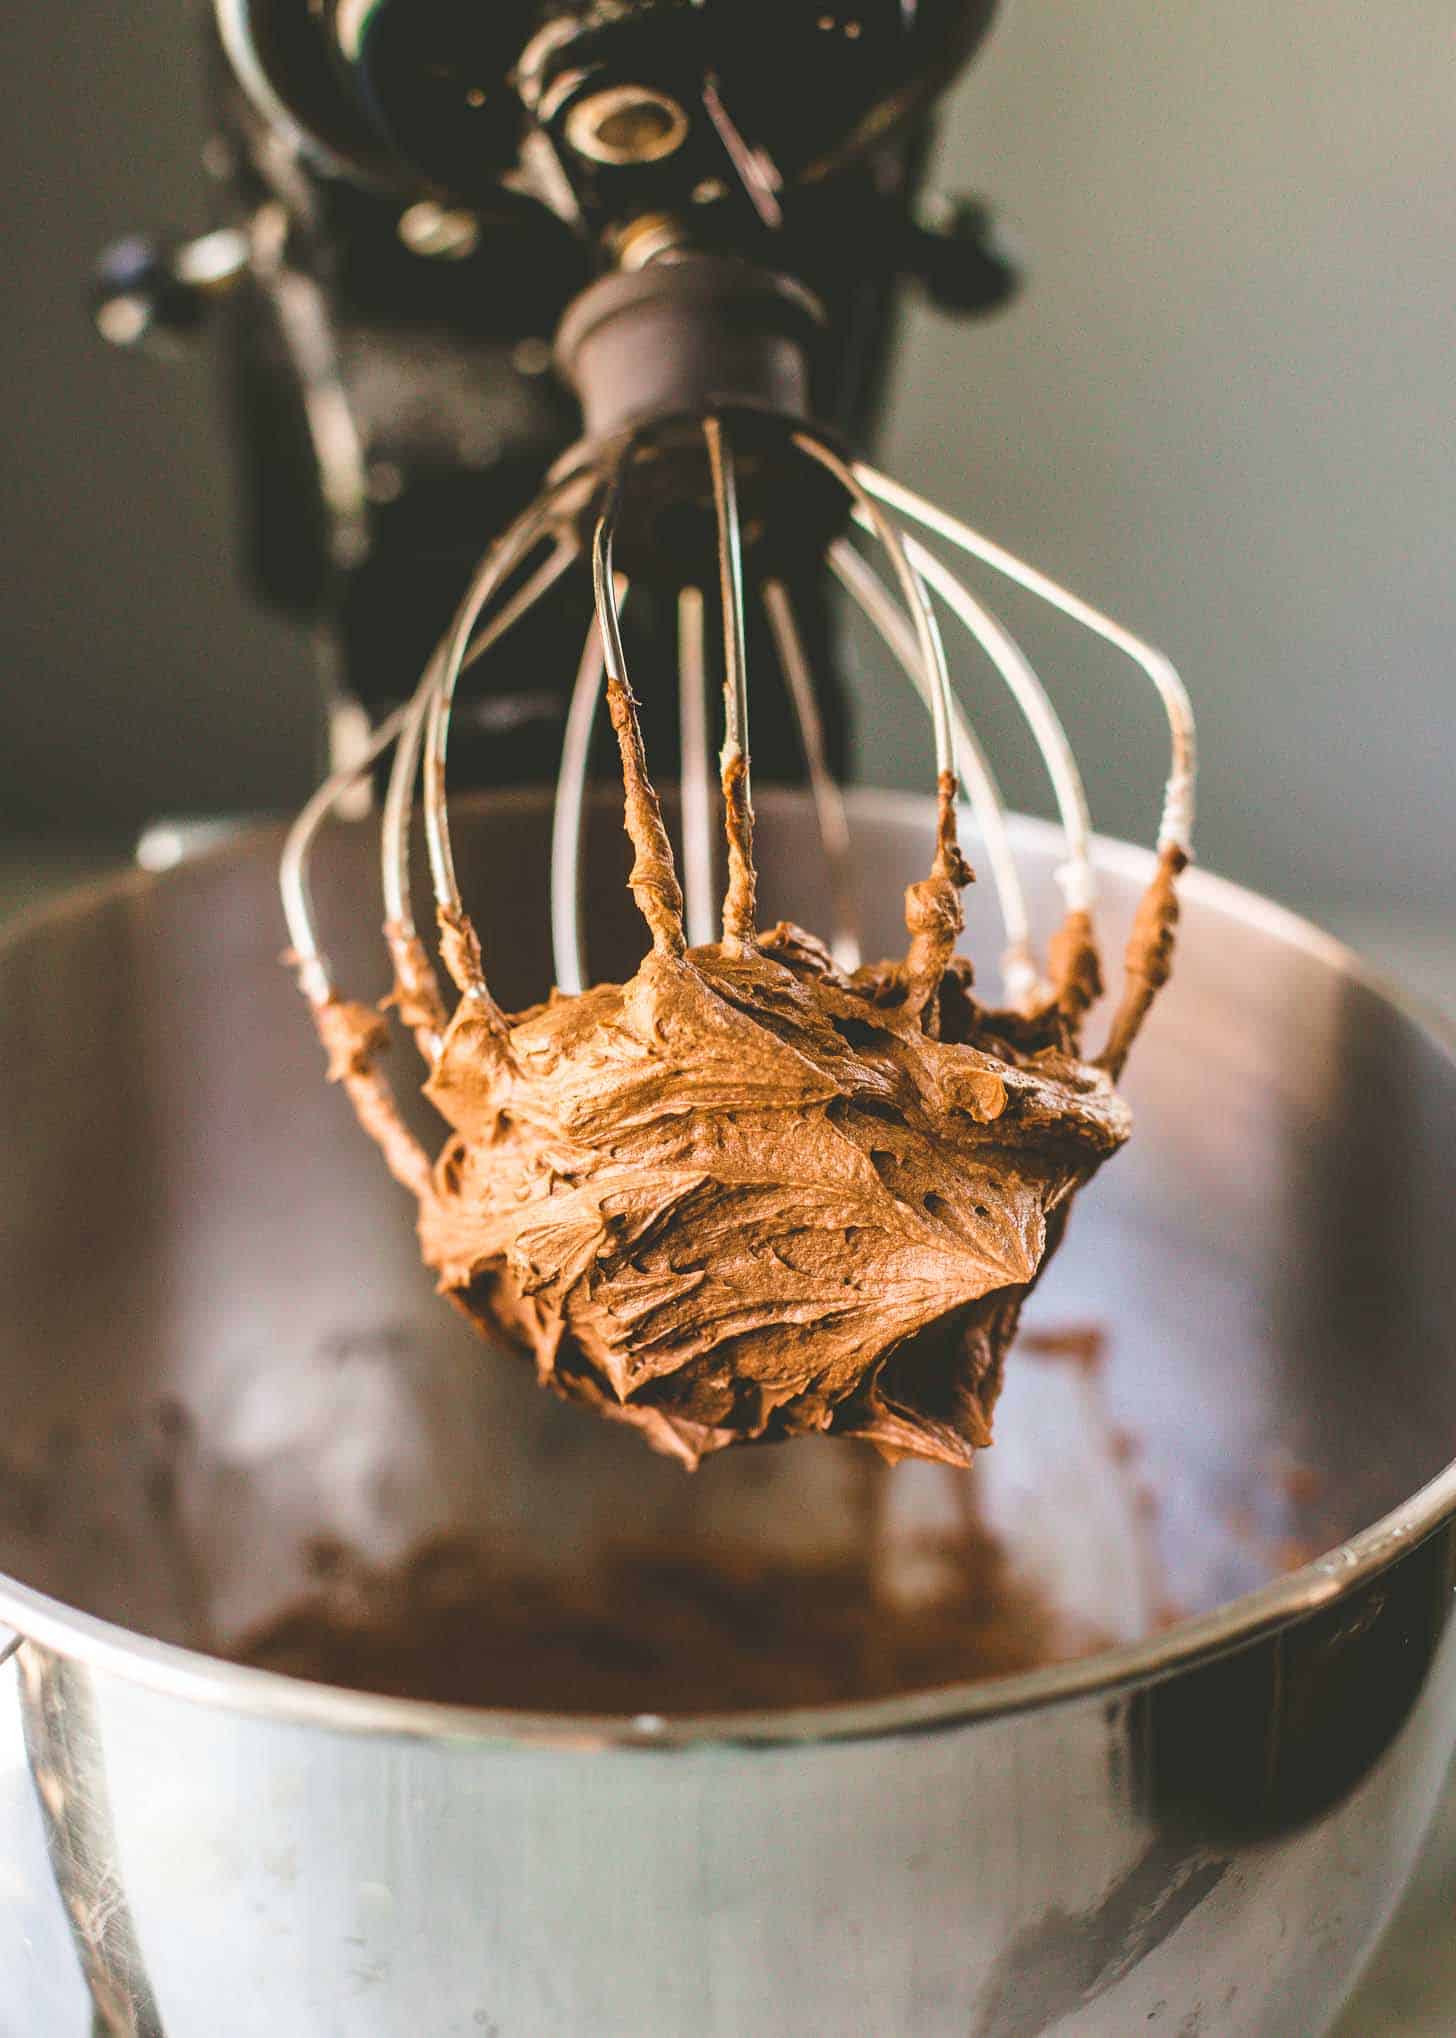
[1,10,1453,2027]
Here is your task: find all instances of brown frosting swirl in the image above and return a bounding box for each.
[305,659,1184,1471]
[416,912,1131,1468]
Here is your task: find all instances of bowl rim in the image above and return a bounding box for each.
[2,785,1454,1750]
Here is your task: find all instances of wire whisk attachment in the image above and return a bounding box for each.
[283,408,1193,1161]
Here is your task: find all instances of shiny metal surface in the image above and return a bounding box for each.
[2,789,1455,2034]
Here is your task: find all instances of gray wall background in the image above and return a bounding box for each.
[3,3,1452,918]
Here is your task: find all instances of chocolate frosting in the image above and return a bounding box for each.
[308,667,1184,1472]
[419,919,1129,1468]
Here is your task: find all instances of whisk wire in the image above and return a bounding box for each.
[891,529,1096,919]
[424,512,579,938]
[857,465,1197,855]
[676,584,717,950]
[761,577,862,972]
[592,491,688,958]
[381,662,440,940]
[705,416,757,951]
[827,536,1036,1003]
[796,435,957,794]
[281,699,413,1007]
[550,616,611,996]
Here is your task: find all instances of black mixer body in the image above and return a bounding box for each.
[99,2,1019,787]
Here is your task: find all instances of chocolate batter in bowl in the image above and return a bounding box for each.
[2,790,1455,2038]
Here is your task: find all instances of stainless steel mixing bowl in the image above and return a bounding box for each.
[2,789,1454,2037]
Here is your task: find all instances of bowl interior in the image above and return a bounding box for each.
[1,788,1452,1714]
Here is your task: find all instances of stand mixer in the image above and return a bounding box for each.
[11,7,1445,2031]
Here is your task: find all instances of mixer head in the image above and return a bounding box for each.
[93,3,1024,799]
[206,0,1020,567]
[215,0,1001,223]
